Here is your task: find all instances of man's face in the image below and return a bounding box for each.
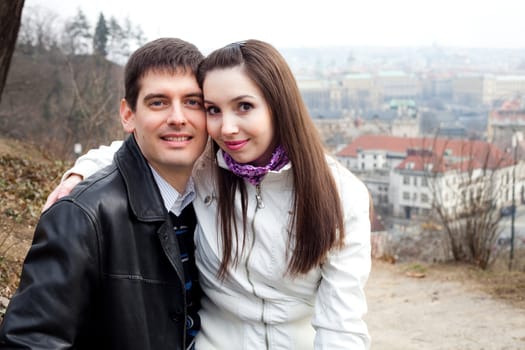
[121,70,207,186]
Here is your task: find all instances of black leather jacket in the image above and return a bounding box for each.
[0,136,194,350]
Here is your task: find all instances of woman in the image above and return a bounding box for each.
[193,40,371,349]
[48,40,371,349]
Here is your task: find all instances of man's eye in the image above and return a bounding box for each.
[149,100,165,108]
[239,102,253,112]
[187,98,203,108]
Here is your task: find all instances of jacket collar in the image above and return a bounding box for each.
[114,135,167,222]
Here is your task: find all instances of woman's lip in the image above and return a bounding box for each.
[224,140,248,151]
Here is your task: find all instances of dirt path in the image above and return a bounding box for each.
[365,261,525,350]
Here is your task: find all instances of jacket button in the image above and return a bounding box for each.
[170,308,183,323]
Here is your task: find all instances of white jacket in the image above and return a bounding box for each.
[67,144,372,349]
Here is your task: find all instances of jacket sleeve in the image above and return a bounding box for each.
[312,163,372,350]
[0,200,100,349]
[62,140,123,181]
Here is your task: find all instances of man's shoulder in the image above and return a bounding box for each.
[74,162,120,190]
[65,164,127,211]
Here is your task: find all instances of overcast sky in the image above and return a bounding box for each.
[25,0,525,52]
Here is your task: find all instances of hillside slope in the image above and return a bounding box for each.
[0,137,71,311]
[0,49,124,159]
[0,137,69,236]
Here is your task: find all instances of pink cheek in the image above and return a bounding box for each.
[205,123,220,138]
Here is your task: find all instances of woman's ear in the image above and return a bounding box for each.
[120,98,135,133]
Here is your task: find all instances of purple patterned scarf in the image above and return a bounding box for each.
[223,145,289,186]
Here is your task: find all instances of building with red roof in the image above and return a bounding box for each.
[336,134,523,219]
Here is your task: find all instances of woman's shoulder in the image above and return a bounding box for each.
[325,155,368,193]
[192,149,216,189]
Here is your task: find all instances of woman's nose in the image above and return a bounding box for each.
[221,114,239,135]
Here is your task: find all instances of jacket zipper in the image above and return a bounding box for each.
[255,183,265,209]
[245,183,269,349]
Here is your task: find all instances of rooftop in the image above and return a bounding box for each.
[337,134,514,172]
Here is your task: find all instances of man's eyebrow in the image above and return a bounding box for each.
[186,92,204,99]
[142,91,203,102]
[143,93,167,101]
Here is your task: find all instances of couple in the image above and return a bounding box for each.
[0,38,371,349]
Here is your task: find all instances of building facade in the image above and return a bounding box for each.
[337,135,523,219]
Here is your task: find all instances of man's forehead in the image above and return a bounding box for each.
[141,67,197,80]
[138,69,201,97]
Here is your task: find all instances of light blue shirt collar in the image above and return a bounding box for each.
[149,166,195,216]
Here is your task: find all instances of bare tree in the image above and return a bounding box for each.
[1,4,144,158]
[29,53,124,159]
[425,137,513,269]
[61,8,92,56]
[16,5,59,55]
[63,55,124,154]
[0,0,25,102]
[106,16,146,65]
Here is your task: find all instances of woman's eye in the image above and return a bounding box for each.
[239,102,253,112]
[206,106,220,115]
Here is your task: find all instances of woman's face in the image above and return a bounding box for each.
[203,66,277,166]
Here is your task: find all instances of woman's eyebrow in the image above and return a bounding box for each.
[204,95,255,104]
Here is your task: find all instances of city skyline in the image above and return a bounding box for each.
[25,0,525,51]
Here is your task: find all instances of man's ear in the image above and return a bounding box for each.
[120,98,135,133]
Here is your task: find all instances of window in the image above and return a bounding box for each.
[421,193,429,203]
[403,192,410,200]
[421,177,428,186]
[413,177,418,186]
[403,176,410,185]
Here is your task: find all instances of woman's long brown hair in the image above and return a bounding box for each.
[197,40,345,278]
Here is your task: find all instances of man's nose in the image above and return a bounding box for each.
[167,104,186,126]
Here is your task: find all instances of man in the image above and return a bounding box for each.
[0,38,208,350]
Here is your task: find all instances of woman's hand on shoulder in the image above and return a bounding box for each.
[42,174,84,212]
